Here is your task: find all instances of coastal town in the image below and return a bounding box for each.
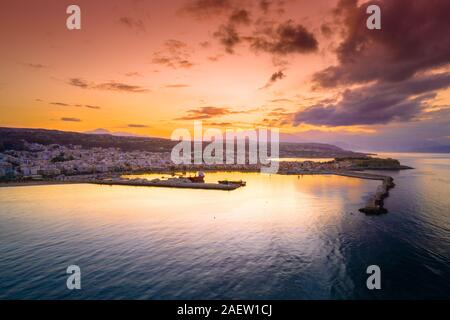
[0,141,173,181]
[0,139,412,214]
[0,140,408,181]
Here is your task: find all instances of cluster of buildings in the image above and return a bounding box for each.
[0,141,173,181]
[277,159,354,174]
[0,141,360,181]
[165,160,355,174]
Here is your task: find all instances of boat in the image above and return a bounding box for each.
[218,180,246,186]
[187,171,205,183]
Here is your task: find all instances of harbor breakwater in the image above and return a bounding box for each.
[332,171,395,214]
[93,171,396,214]
[1,169,396,214]
[280,170,396,214]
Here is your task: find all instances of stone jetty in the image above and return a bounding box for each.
[279,170,397,214]
[332,171,395,214]
[358,176,395,215]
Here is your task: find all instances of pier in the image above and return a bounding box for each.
[276,170,397,214]
[332,171,395,214]
[91,179,243,190]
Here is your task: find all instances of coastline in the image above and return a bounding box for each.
[0,170,395,214]
[0,180,85,188]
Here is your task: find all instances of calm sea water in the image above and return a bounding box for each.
[0,153,449,299]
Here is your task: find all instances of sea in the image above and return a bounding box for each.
[0,153,449,299]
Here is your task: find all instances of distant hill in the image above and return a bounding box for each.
[0,127,367,158]
[0,127,174,153]
[85,128,149,138]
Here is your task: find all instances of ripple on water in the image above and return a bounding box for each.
[0,166,450,299]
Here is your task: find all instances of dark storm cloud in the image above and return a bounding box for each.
[292,0,450,128]
[320,23,333,38]
[229,9,251,25]
[260,70,286,89]
[213,19,318,57]
[182,0,281,19]
[175,106,256,120]
[269,70,285,82]
[182,0,233,19]
[212,7,250,54]
[258,0,285,15]
[213,24,241,54]
[259,0,271,14]
[249,20,318,55]
[313,0,450,88]
[294,73,450,126]
[186,1,317,59]
[152,39,195,69]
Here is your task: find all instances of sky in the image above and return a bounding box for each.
[0,0,449,151]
